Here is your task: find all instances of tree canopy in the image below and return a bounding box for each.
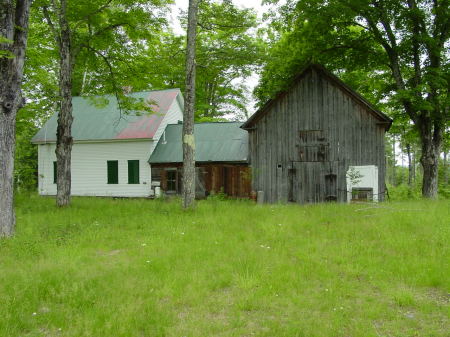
[256,0,449,197]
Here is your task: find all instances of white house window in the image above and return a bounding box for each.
[128,160,140,184]
[53,161,57,184]
[107,160,119,184]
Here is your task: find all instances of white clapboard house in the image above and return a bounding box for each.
[31,89,184,197]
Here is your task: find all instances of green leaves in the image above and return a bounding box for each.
[257,0,449,197]
[192,0,262,119]
[0,35,14,58]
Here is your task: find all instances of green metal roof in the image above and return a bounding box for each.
[32,89,182,143]
[149,122,248,164]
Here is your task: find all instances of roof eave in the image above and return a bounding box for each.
[32,137,154,145]
[149,160,249,165]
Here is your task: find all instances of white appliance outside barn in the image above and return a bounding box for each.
[346,165,379,202]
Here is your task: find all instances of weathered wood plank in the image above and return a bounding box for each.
[248,66,388,204]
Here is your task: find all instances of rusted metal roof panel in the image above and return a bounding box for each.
[32,89,181,143]
[149,122,248,164]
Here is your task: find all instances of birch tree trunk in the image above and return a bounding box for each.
[182,0,198,209]
[0,0,32,237]
[55,0,73,207]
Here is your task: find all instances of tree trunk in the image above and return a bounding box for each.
[182,0,199,209]
[392,136,396,186]
[0,109,16,237]
[0,0,32,237]
[406,143,413,187]
[418,118,441,198]
[444,151,448,186]
[55,0,73,207]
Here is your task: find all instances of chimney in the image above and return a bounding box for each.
[122,86,132,94]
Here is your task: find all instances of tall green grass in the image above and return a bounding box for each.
[1,195,448,337]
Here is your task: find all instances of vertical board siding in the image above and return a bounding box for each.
[157,164,251,198]
[249,67,387,203]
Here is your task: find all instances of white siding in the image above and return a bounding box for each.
[36,92,184,198]
[38,140,154,197]
[149,94,184,154]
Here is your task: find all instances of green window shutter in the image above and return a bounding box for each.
[53,161,57,184]
[107,161,119,184]
[128,160,140,184]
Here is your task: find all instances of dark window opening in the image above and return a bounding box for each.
[128,160,140,184]
[288,168,296,202]
[166,170,177,192]
[107,160,119,184]
[53,161,57,184]
[325,173,337,201]
[151,167,162,182]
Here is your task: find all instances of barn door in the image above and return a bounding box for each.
[289,162,327,203]
[289,161,338,203]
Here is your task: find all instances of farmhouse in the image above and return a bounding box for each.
[32,64,391,202]
[149,122,251,198]
[32,89,184,197]
[242,64,392,203]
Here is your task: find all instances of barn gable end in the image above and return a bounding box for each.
[243,65,391,203]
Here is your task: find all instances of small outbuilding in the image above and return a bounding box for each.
[241,64,392,203]
[149,122,251,198]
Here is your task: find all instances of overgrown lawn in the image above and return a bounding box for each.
[1,195,448,336]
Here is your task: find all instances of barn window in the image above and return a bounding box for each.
[151,167,162,182]
[128,160,140,184]
[53,161,57,184]
[107,160,119,184]
[297,130,329,162]
[166,170,177,192]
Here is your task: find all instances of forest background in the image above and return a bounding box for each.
[12,0,449,199]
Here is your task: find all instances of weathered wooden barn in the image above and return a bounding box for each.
[241,64,392,203]
[149,122,251,198]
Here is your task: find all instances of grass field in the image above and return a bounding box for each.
[0,195,448,337]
